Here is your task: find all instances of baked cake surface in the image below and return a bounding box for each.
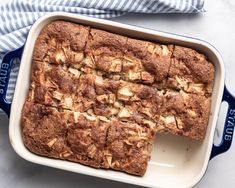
[22,21,215,176]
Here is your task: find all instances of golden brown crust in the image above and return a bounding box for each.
[33,21,89,66]
[157,90,211,140]
[167,46,215,96]
[22,21,215,176]
[22,101,154,176]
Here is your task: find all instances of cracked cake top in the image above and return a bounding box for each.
[22,20,215,176]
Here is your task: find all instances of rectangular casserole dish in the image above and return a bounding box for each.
[0,12,235,188]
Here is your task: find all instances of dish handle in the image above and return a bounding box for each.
[0,47,24,117]
[210,86,235,159]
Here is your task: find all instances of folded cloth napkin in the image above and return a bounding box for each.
[0,0,204,112]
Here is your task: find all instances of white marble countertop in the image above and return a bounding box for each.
[1,0,235,187]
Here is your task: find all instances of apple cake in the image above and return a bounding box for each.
[21,21,215,176]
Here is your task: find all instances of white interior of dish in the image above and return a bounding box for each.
[9,13,225,188]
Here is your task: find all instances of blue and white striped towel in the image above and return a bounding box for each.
[0,0,204,113]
